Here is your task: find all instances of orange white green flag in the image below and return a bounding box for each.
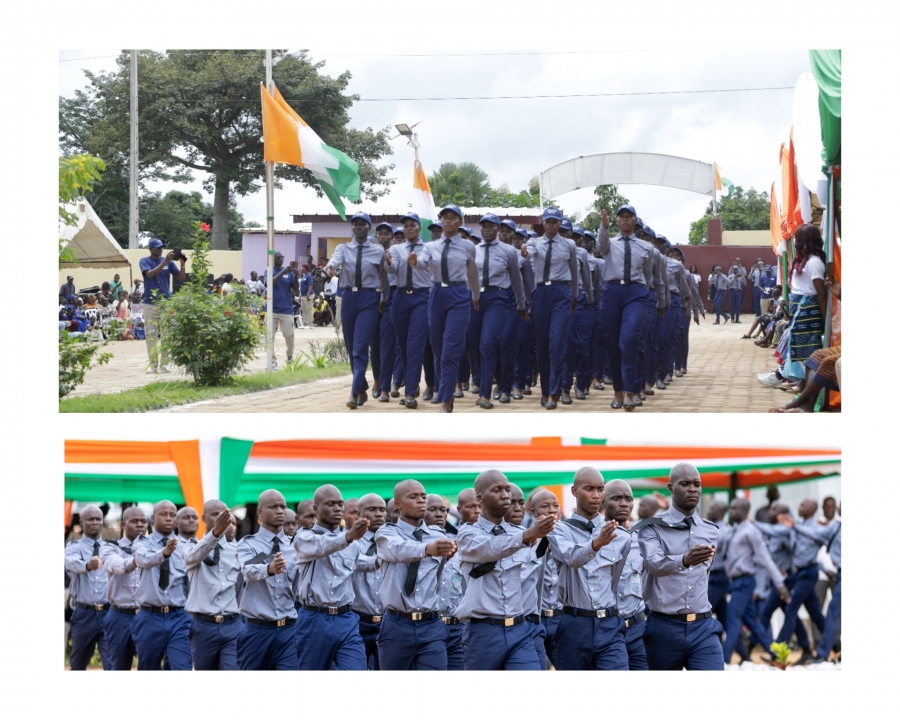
[260,83,361,220]
[412,160,438,235]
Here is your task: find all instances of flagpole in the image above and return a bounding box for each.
[265,49,275,372]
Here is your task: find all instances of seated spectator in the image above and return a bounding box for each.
[221,273,234,296]
[83,293,99,310]
[131,278,143,296]
[85,318,104,343]
[115,291,130,321]
[99,282,115,305]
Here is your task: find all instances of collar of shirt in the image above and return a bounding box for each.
[149,530,174,544]
[406,238,423,249]
[617,233,637,241]
[662,506,699,525]
[312,522,341,535]
[475,514,513,534]
[396,517,432,538]
[81,534,103,549]
[256,525,287,545]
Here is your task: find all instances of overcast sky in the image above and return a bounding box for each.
[60,48,811,244]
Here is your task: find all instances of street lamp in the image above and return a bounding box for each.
[395,124,413,137]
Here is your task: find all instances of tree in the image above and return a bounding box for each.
[59,50,394,250]
[141,190,250,250]
[429,162,492,207]
[581,184,631,235]
[484,176,542,208]
[59,154,106,267]
[688,186,770,245]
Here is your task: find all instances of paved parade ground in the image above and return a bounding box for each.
[71,315,792,413]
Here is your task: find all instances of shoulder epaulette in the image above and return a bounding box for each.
[699,518,718,528]
[632,516,675,533]
[104,539,120,544]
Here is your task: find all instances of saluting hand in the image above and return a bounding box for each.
[346,518,370,542]
[775,513,794,529]
[86,556,101,571]
[225,519,236,542]
[601,209,610,229]
[162,538,178,557]
[212,509,232,538]
[591,520,618,551]
[425,539,457,558]
[408,252,418,267]
[682,544,715,567]
[268,552,286,575]
[523,514,556,543]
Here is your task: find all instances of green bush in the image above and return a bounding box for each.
[156,227,263,386]
[59,331,112,398]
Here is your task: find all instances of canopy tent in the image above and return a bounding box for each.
[66,437,840,532]
[60,197,131,271]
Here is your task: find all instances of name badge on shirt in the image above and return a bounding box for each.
[631,573,640,584]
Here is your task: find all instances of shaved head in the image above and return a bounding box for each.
[203,499,227,515]
[122,506,146,522]
[153,500,176,515]
[80,505,102,521]
[313,484,342,505]
[394,480,427,524]
[394,479,424,501]
[706,500,727,523]
[571,467,605,519]
[151,500,178,534]
[474,469,507,496]
[669,463,700,484]
[457,488,481,525]
[603,480,630,496]
[531,489,557,508]
[573,466,603,488]
[359,493,384,509]
[257,489,287,533]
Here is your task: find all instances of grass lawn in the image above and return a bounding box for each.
[59,362,351,413]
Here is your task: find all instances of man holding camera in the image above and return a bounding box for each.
[139,238,186,373]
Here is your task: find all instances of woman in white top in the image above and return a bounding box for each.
[777,223,828,382]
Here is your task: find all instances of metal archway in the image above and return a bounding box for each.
[539,152,716,203]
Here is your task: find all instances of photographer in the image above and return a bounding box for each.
[139,238,186,373]
[711,266,729,324]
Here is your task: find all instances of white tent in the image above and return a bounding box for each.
[60,197,131,271]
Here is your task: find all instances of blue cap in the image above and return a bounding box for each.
[439,204,463,220]
[427,221,441,231]
[764,264,773,271]
[642,226,657,240]
[350,211,372,225]
[499,218,517,231]
[471,234,483,243]
[584,231,597,241]
[635,217,645,229]
[399,211,421,226]
[149,237,164,249]
[672,246,685,259]
[374,222,393,233]
[514,227,528,237]
[393,225,405,235]
[572,224,584,237]
[527,231,539,238]
[559,218,573,231]
[616,204,636,217]
[479,213,500,225]
[542,207,563,221]
[459,226,472,237]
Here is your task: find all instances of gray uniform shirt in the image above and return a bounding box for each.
[650,248,669,309]
[540,554,562,611]
[710,522,731,572]
[523,234,579,296]
[790,518,835,569]
[546,514,630,611]
[711,273,729,291]
[724,520,785,587]
[454,516,529,620]
[749,267,764,288]
[351,530,384,616]
[325,238,390,303]
[518,254,536,303]
[475,240,527,310]
[418,234,481,302]
[727,271,747,291]
[100,537,140,608]
[615,530,647,619]
[182,531,241,616]
[375,519,445,613]
[573,245,595,305]
[293,523,362,608]
[754,522,795,572]
[636,507,718,615]
[386,238,433,290]
[598,226,653,288]
[133,531,189,607]
[66,535,110,606]
[438,552,465,618]
[236,527,297,621]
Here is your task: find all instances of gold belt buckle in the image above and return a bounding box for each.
[371,615,382,623]
[503,618,514,627]
[442,617,451,625]
[214,615,223,623]
[596,609,606,618]
[545,280,552,286]
[94,604,105,612]
[685,613,697,622]
[160,606,169,614]
[410,612,423,621]
[327,607,338,615]
[276,619,286,627]
[352,287,359,292]
[624,618,631,628]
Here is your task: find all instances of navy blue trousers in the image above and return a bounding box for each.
[294,608,367,670]
[708,570,730,625]
[470,287,512,399]
[378,614,448,670]
[752,286,762,316]
[554,613,629,670]
[429,284,472,403]
[723,575,773,662]
[101,607,136,670]
[513,314,534,389]
[446,622,465,670]
[600,282,647,393]
[373,287,402,391]
[676,310,690,370]
[625,617,649,670]
[69,606,113,670]
[644,613,724,670]
[132,607,192,670]
[563,293,592,392]
[714,289,727,321]
[541,614,561,668]
[632,290,656,394]
[591,307,608,380]
[356,615,381,670]
[730,288,742,321]
[816,571,841,658]
[776,565,826,645]
[341,290,380,396]
[644,312,660,385]
[237,619,298,670]
[496,289,519,395]
[532,284,572,397]
[464,619,541,670]
[393,288,430,398]
[761,571,810,649]
[656,294,680,381]
[189,615,240,670]
[529,620,548,670]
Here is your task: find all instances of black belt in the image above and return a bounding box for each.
[623,611,648,628]
[141,604,183,614]
[75,602,110,612]
[524,614,541,624]
[562,605,619,619]
[795,563,818,572]
[354,612,383,623]
[402,287,430,295]
[300,603,353,615]
[244,616,296,627]
[536,280,568,286]
[111,605,139,615]
[442,616,460,626]
[650,610,712,623]
[349,287,378,293]
[470,615,526,627]
[191,612,239,624]
[606,279,636,285]
[710,568,727,575]
[433,281,467,288]
[541,609,558,618]
[480,285,506,291]
[385,608,441,622]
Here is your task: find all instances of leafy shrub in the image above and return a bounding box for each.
[59,331,112,398]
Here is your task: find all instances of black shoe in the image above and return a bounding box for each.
[575,389,586,400]
[656,380,667,390]
[498,394,511,404]
[492,392,500,400]
[430,396,441,404]
[378,395,390,403]
[522,386,532,395]
[404,398,418,409]
[461,383,469,391]
[639,392,647,401]
[475,398,494,409]
[372,388,382,399]
[713,321,720,325]
[561,393,573,405]
[357,391,368,407]
[795,650,816,666]
[545,398,558,410]
[346,395,358,410]
[511,388,524,400]
[399,397,407,406]
[602,376,613,386]
[453,389,464,398]
[645,387,655,396]
[390,383,400,398]
[592,382,605,390]
[422,388,433,402]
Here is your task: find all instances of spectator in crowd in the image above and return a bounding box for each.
[312,295,334,327]
[139,238,186,374]
[61,275,77,299]
[109,274,124,301]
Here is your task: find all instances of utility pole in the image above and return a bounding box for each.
[264,50,275,372]
[129,49,139,249]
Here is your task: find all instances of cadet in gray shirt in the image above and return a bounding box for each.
[425,493,466,670]
[182,501,241,670]
[352,494,388,670]
[530,489,563,668]
[292,484,370,670]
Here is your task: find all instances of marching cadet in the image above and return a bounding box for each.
[547,468,630,670]
[522,207,578,410]
[370,221,398,402]
[375,480,458,669]
[656,239,692,389]
[385,212,433,408]
[182,500,241,670]
[673,247,704,376]
[754,503,805,648]
[796,505,841,664]
[584,231,609,391]
[293,484,370,670]
[410,204,480,413]
[235,490,299,670]
[296,500,316,531]
[727,263,747,323]
[455,470,553,670]
[721,498,790,665]
[324,211,390,409]
[470,213,527,409]
[352,493,389,670]
[635,463,724,670]
[511,225,536,399]
[426,494,466,670]
[597,207,654,411]
[65,505,113,670]
[704,501,731,626]
[100,506,146,670]
[602,481,649,670]
[560,224,595,403]
[428,221,443,242]
[457,488,482,526]
[630,222,666,405]
[711,266,730,324]
[132,500,192,670]
[493,220,529,403]
[282,509,299,541]
[176,506,199,542]
[530,489,563,668]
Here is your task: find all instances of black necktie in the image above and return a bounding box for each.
[203,540,220,567]
[536,537,549,558]
[563,517,595,535]
[482,242,491,288]
[469,525,506,578]
[272,536,281,554]
[355,243,364,290]
[158,538,170,590]
[122,545,133,555]
[441,239,451,285]
[365,539,377,557]
[92,541,100,557]
[623,237,632,283]
[406,243,415,289]
[543,238,554,282]
[404,528,425,596]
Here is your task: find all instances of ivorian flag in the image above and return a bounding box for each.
[714,162,734,198]
[260,83,361,220]
[412,160,438,239]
